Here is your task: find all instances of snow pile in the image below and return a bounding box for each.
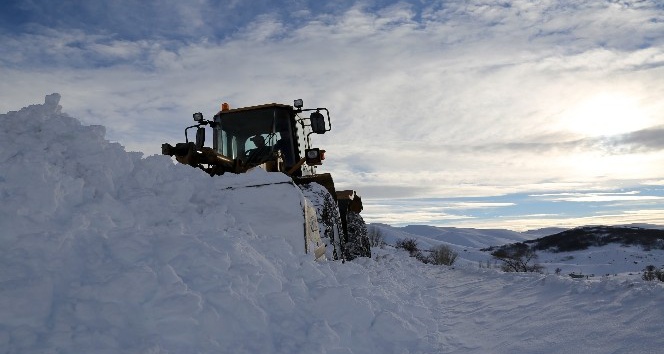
[0,95,433,353]
[2,95,664,353]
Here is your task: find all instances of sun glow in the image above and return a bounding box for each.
[561,92,650,137]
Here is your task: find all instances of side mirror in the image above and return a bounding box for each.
[195,127,205,150]
[310,111,326,134]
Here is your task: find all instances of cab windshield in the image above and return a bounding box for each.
[215,106,297,165]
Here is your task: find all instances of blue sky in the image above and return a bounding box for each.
[1,0,663,230]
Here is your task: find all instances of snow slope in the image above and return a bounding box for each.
[1,95,663,353]
[372,223,664,277]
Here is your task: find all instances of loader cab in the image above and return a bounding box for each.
[212,104,310,175]
[211,101,331,176]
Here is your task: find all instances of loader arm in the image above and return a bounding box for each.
[162,142,244,176]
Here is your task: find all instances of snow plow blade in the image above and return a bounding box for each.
[217,171,327,261]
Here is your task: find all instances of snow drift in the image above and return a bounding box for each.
[1,95,663,353]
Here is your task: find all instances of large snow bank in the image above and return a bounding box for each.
[0,94,432,353]
[1,95,663,353]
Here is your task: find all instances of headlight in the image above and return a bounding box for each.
[306,149,319,159]
[305,148,325,166]
[294,99,303,109]
[193,112,204,122]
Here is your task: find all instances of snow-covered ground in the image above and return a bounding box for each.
[372,223,664,277]
[2,95,663,353]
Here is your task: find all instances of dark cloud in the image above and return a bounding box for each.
[3,0,661,52]
[2,1,258,40]
[0,0,374,41]
[460,126,664,155]
[600,126,664,153]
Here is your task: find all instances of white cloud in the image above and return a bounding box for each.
[531,191,664,203]
[422,207,664,231]
[361,198,517,226]
[361,202,475,225]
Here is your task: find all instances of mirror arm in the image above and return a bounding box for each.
[299,107,332,134]
[184,119,214,144]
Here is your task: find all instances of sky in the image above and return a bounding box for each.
[1,0,663,231]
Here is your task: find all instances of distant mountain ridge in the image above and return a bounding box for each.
[487,226,664,254]
[377,224,532,250]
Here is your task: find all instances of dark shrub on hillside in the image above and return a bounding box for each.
[396,238,419,255]
[367,225,385,247]
[490,242,529,259]
[429,245,459,266]
[395,238,431,263]
[492,243,543,273]
[642,265,664,282]
[527,228,600,252]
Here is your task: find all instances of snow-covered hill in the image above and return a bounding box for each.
[368,223,536,267]
[371,223,664,277]
[1,95,663,353]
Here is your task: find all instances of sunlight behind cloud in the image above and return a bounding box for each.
[560,92,652,137]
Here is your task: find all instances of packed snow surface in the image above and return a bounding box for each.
[1,95,663,353]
